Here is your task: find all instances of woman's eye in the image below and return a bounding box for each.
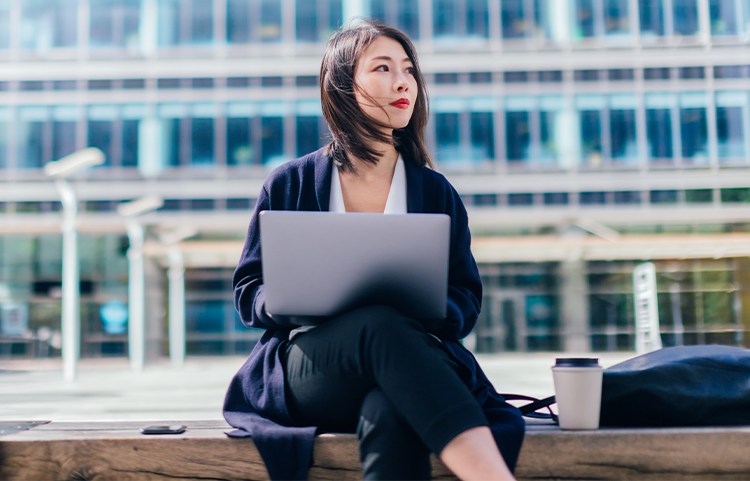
[375,65,388,72]
[405,67,414,74]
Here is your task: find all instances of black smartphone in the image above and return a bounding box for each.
[140,424,186,435]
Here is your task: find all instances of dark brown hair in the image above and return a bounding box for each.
[319,20,433,173]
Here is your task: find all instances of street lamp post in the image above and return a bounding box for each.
[44,147,105,382]
[117,195,164,372]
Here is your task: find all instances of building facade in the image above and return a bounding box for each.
[1,0,750,359]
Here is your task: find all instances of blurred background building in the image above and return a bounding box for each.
[1,0,750,360]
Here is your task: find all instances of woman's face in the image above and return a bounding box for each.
[353,35,418,131]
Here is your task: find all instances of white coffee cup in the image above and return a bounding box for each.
[552,358,603,430]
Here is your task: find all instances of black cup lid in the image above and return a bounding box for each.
[555,358,599,367]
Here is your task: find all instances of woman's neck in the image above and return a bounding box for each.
[347,138,398,180]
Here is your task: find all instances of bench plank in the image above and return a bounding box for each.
[2,421,750,480]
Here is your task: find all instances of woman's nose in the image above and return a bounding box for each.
[394,73,409,92]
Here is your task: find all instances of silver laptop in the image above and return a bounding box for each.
[260,211,450,321]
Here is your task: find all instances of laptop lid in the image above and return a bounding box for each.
[260,211,450,320]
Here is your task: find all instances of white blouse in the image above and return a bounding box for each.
[329,155,408,214]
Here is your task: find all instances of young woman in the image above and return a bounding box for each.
[224,21,525,481]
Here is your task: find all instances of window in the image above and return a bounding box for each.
[646,108,673,161]
[227,118,252,165]
[714,66,748,79]
[17,108,46,169]
[296,0,342,42]
[158,0,214,46]
[470,112,494,162]
[686,189,712,203]
[504,71,529,83]
[681,108,708,161]
[614,191,640,204]
[88,121,113,167]
[435,73,459,84]
[608,69,634,81]
[435,112,461,163]
[122,120,138,167]
[605,0,630,35]
[508,193,533,205]
[191,118,214,165]
[610,108,637,163]
[371,0,420,39]
[544,193,568,205]
[20,81,44,91]
[469,72,492,83]
[580,110,602,166]
[539,70,562,82]
[227,0,282,43]
[20,0,78,50]
[673,0,699,35]
[88,80,113,90]
[539,110,558,164]
[0,0,10,49]
[296,116,323,158]
[296,76,318,87]
[433,0,488,40]
[89,0,140,48]
[679,67,705,79]
[574,70,599,81]
[639,0,664,36]
[680,94,708,163]
[0,115,7,169]
[164,118,182,167]
[192,78,213,89]
[502,0,526,38]
[261,76,283,87]
[227,77,250,88]
[123,79,145,89]
[650,190,677,203]
[576,0,596,38]
[715,92,747,161]
[580,192,606,204]
[710,0,738,35]
[158,78,181,89]
[261,117,284,164]
[505,111,530,162]
[52,121,76,161]
[644,67,670,80]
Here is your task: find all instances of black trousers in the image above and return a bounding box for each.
[281,305,489,480]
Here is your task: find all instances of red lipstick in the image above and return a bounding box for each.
[390,98,410,109]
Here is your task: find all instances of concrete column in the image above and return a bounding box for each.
[126,220,145,372]
[140,0,158,57]
[167,247,186,367]
[560,256,591,352]
[145,254,165,361]
[343,0,368,24]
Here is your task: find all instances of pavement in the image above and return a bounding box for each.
[0,352,635,423]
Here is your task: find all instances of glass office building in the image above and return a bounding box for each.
[2,0,750,358]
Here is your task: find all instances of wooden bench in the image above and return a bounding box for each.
[2,420,750,480]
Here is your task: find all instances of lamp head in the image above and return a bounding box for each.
[44,147,105,178]
[117,195,164,217]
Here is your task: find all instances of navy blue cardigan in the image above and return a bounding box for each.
[223,148,525,480]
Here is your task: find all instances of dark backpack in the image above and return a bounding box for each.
[599,345,750,427]
[507,345,750,427]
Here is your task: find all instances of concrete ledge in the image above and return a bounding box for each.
[1,420,750,480]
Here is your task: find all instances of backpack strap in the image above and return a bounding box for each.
[501,394,558,423]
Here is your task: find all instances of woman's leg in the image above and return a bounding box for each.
[440,426,516,481]
[282,305,506,479]
[358,387,431,480]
